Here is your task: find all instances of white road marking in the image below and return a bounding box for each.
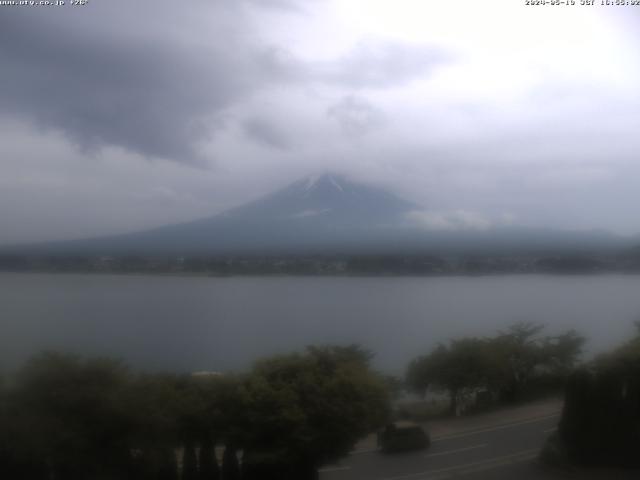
[379,448,539,480]
[319,466,352,473]
[425,443,487,458]
[350,448,378,455]
[432,413,560,442]
[449,450,539,479]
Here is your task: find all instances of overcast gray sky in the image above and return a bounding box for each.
[1,0,640,244]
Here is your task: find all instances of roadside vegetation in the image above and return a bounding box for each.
[3,321,640,478]
[0,345,389,480]
[405,322,585,417]
[545,322,640,468]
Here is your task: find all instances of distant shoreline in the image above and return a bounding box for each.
[3,269,640,280]
[2,250,640,278]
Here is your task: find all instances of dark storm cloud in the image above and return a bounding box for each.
[0,3,276,164]
[0,1,439,164]
[243,117,290,150]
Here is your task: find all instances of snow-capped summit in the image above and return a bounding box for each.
[225,172,417,227]
[299,173,344,195]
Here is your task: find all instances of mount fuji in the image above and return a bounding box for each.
[17,173,423,255]
[222,173,417,227]
[5,172,629,256]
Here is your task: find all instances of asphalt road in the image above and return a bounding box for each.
[318,412,638,480]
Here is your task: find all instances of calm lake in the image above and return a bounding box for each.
[2,272,640,374]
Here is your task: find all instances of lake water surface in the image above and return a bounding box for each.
[2,273,640,374]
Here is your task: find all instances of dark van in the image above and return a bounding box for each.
[378,421,431,453]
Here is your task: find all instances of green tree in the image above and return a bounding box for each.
[407,339,495,415]
[558,325,640,467]
[183,440,198,480]
[595,321,640,370]
[407,323,585,411]
[240,345,390,479]
[190,374,244,451]
[541,329,586,375]
[156,447,179,480]
[490,322,546,401]
[406,344,448,399]
[11,352,133,479]
[221,446,240,480]
[198,435,219,480]
[125,373,189,479]
[491,322,584,402]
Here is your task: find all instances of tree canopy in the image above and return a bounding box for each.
[240,345,390,479]
[407,322,585,412]
[0,345,391,480]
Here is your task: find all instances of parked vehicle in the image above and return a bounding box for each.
[378,421,431,453]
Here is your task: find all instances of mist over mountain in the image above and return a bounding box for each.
[223,173,417,227]
[3,173,632,257]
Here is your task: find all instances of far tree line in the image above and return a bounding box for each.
[3,251,640,276]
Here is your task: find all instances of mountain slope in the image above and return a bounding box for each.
[224,173,417,226]
[3,173,632,256]
[12,173,420,255]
